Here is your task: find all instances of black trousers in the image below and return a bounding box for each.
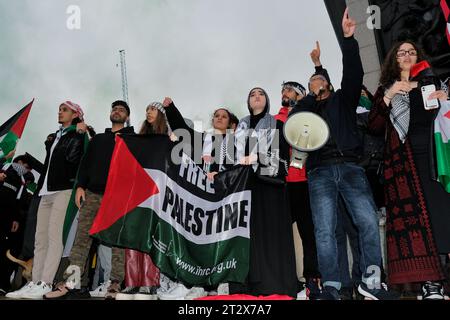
[0,228,14,291]
[287,182,321,279]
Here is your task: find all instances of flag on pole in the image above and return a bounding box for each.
[441,0,450,45]
[24,152,44,194]
[0,100,34,163]
[434,100,450,193]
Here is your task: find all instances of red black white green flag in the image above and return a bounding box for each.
[90,134,252,286]
[442,0,450,45]
[0,100,34,163]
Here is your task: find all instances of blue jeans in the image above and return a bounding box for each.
[336,196,361,288]
[308,163,382,290]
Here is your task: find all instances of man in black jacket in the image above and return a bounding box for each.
[6,101,86,299]
[290,8,396,300]
[0,155,32,294]
[45,100,134,299]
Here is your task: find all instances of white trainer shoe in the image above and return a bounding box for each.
[158,283,190,300]
[217,283,229,295]
[185,287,207,300]
[89,280,111,298]
[297,288,308,300]
[5,282,36,299]
[21,281,52,299]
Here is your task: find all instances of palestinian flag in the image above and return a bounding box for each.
[434,100,450,193]
[24,152,44,194]
[90,134,252,286]
[442,0,450,45]
[62,126,90,246]
[0,100,34,163]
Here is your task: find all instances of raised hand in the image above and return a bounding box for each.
[342,7,356,38]
[76,121,88,134]
[163,97,173,107]
[5,148,16,160]
[310,41,321,66]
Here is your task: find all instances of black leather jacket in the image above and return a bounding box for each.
[37,128,85,192]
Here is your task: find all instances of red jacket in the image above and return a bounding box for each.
[275,106,307,183]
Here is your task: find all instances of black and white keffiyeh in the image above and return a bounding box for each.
[388,81,448,143]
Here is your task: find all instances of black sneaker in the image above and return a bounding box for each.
[316,286,340,300]
[421,281,444,300]
[65,288,92,300]
[358,282,400,300]
[353,284,365,300]
[306,278,322,300]
[339,287,354,300]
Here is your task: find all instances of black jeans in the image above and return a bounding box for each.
[0,230,14,291]
[287,182,321,279]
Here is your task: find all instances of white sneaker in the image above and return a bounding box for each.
[21,281,52,299]
[89,280,111,298]
[5,282,35,299]
[297,288,308,300]
[217,283,229,295]
[157,274,177,295]
[158,283,190,300]
[421,281,445,300]
[185,287,207,300]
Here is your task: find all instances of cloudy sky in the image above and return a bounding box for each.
[1,0,342,162]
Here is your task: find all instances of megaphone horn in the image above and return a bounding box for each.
[283,112,330,169]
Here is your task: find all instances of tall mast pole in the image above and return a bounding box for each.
[119,50,130,126]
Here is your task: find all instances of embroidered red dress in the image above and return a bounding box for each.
[368,86,449,284]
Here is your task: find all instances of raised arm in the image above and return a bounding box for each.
[340,8,364,111]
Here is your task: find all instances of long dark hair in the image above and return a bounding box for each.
[379,40,426,89]
[139,106,168,135]
[212,108,232,129]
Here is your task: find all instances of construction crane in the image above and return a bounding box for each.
[119,50,130,126]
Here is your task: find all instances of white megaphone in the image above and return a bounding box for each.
[283,112,330,169]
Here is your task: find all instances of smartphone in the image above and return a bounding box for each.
[421,84,439,110]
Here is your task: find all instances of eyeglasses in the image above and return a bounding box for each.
[396,49,417,58]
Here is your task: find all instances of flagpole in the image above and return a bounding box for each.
[119,50,130,127]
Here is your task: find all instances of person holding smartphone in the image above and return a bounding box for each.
[369,41,450,300]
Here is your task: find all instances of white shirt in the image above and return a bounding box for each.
[39,126,69,197]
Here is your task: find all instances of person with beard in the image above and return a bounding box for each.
[233,87,297,298]
[0,155,32,295]
[275,79,322,299]
[290,8,398,300]
[43,100,134,299]
[6,102,86,299]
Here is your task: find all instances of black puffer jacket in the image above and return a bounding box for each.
[37,128,85,192]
